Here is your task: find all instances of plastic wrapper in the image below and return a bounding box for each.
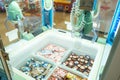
[19,57,53,80]
[63,52,94,76]
[48,68,87,80]
[36,44,66,62]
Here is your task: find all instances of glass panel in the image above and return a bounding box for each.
[19,0,42,36]
[1,0,42,46]
[54,0,75,30]
[97,0,119,80]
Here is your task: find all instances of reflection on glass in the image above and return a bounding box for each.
[18,0,42,36]
[0,58,8,80]
[97,0,119,79]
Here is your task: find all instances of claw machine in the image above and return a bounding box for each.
[0,0,120,80]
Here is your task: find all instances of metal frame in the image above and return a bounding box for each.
[0,50,12,80]
[0,36,12,80]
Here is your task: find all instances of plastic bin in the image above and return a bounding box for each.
[8,29,104,80]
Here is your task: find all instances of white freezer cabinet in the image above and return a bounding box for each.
[7,30,104,80]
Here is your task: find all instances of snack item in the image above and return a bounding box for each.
[90,59,94,66]
[37,44,66,62]
[48,68,67,80]
[20,58,52,80]
[48,68,87,80]
[63,52,94,76]
[65,73,86,80]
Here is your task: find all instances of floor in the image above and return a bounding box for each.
[0,13,15,46]
[0,0,118,46]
